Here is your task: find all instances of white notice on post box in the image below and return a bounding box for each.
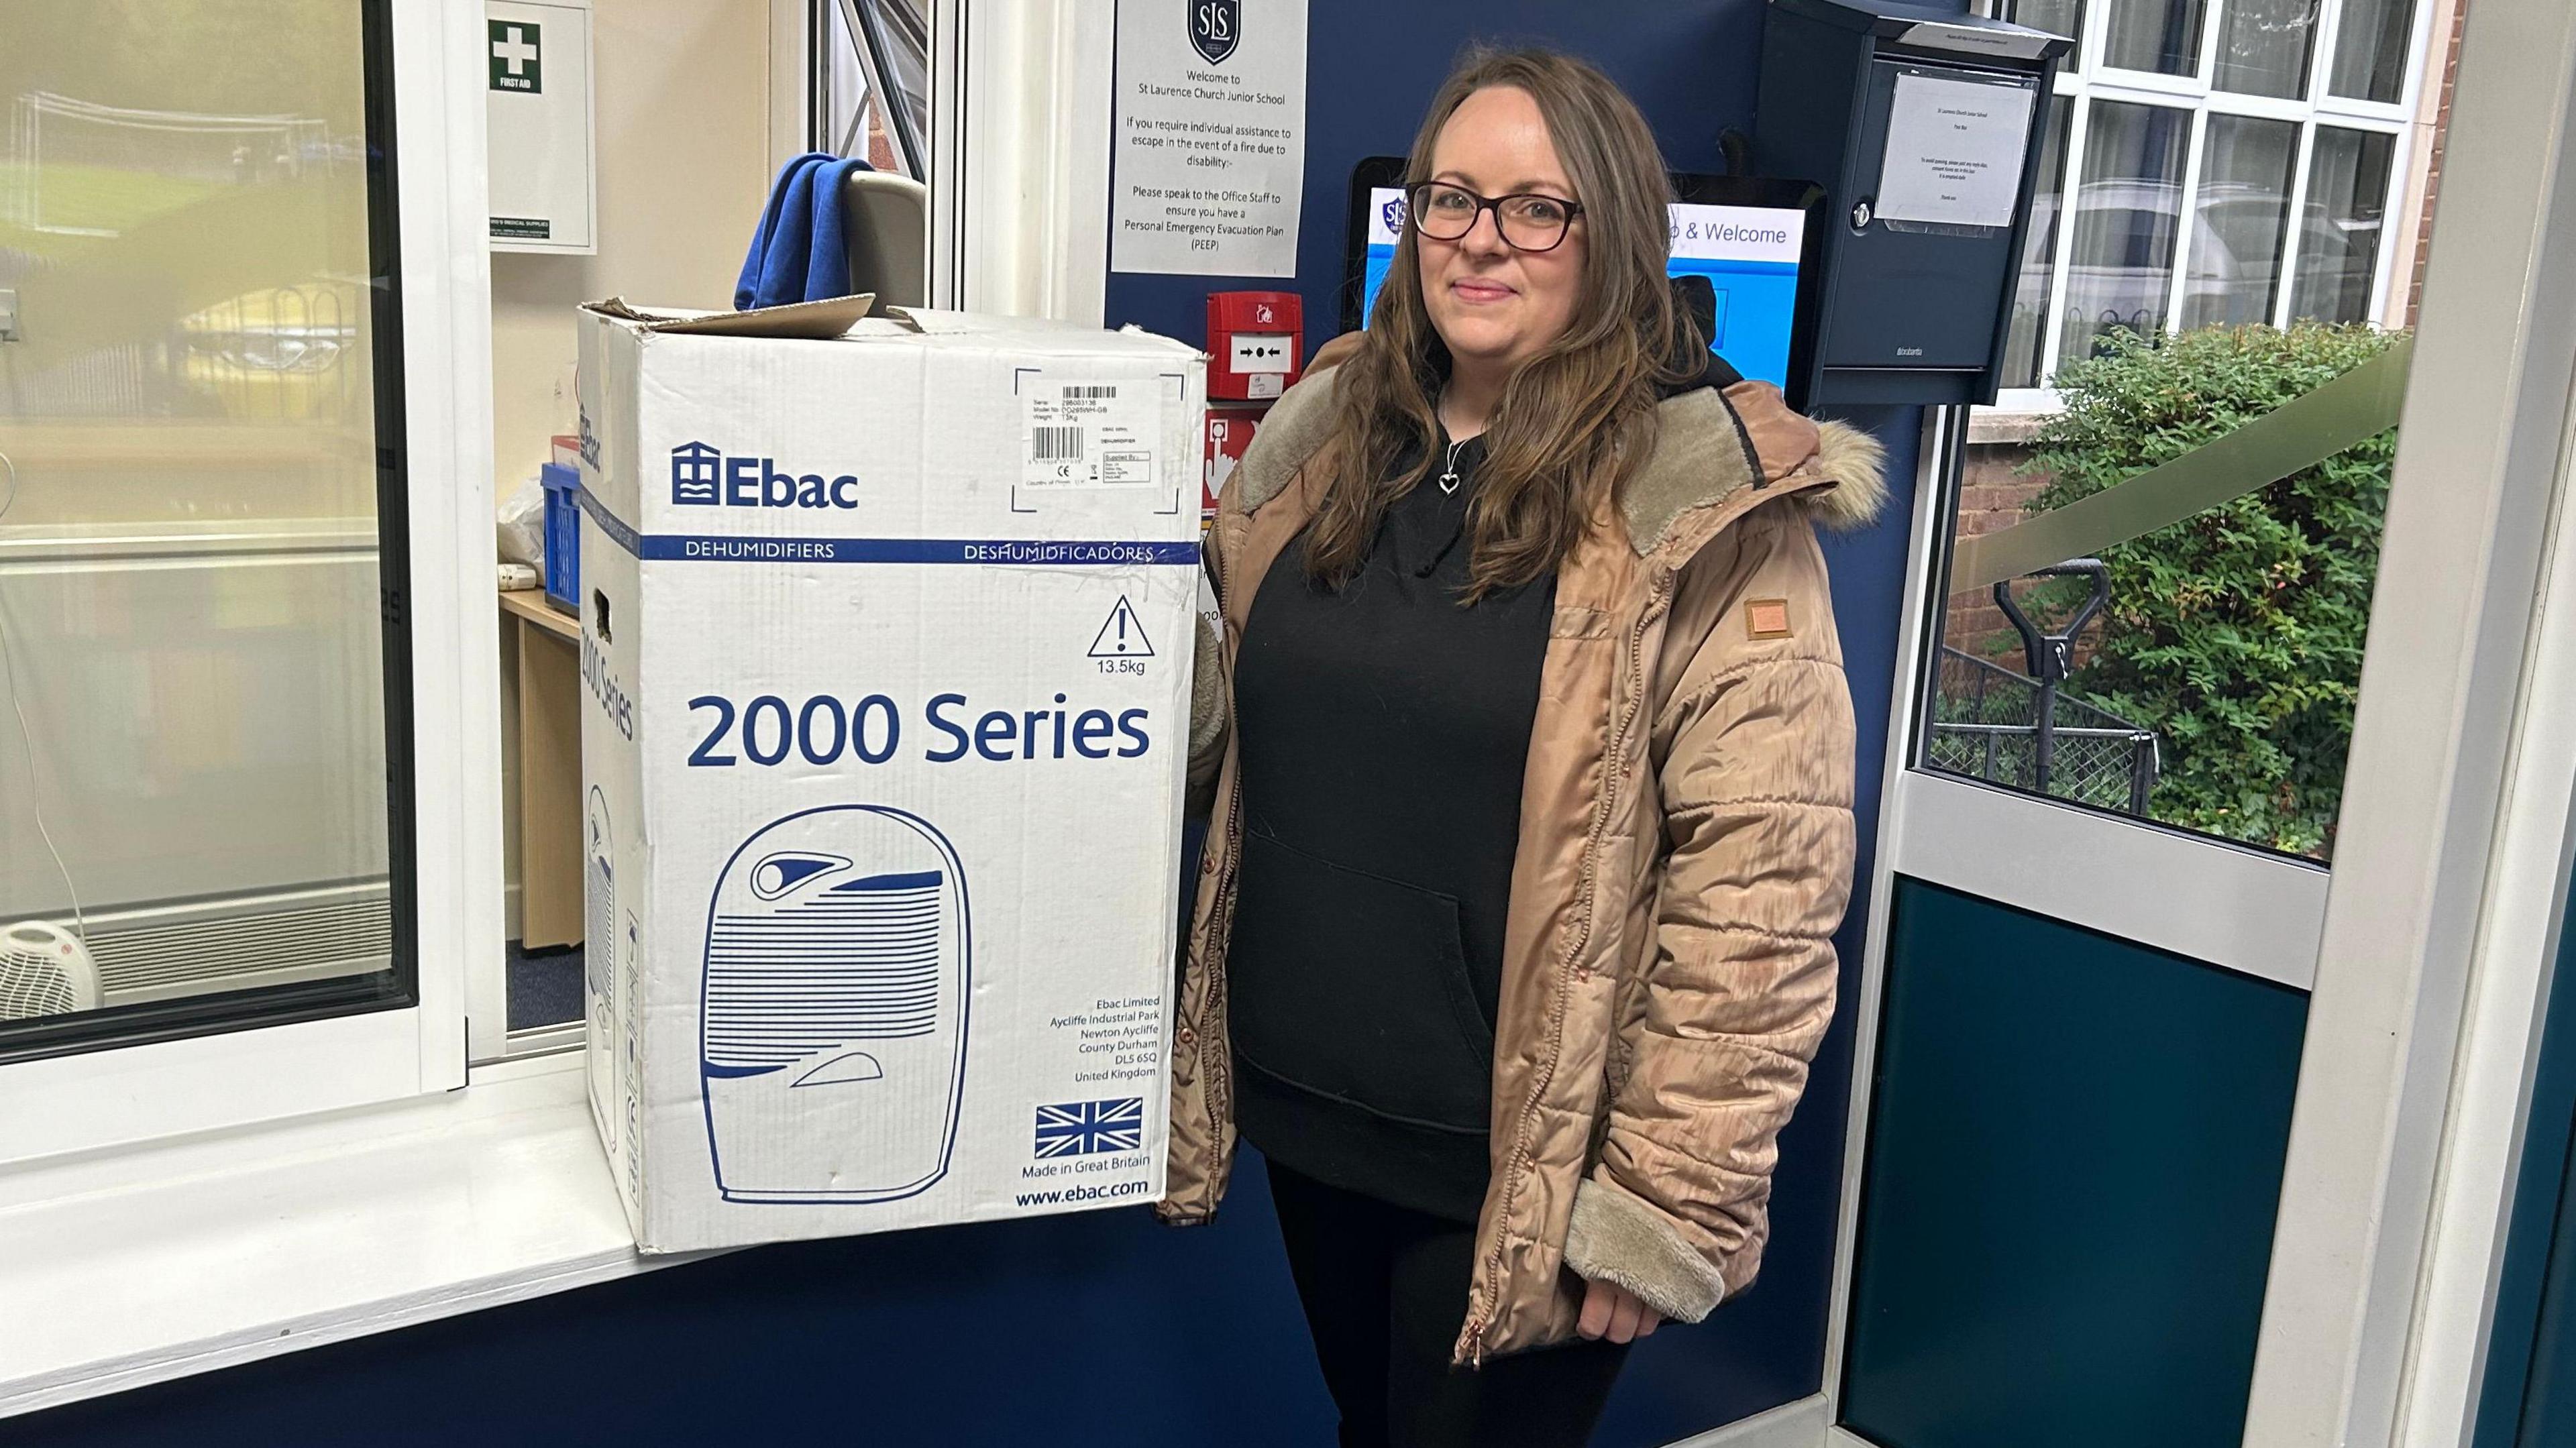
[1112,0,1309,277]
[1874,72,2035,229]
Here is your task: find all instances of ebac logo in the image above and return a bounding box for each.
[1189,0,1239,65]
[669,441,862,510]
[1381,194,1408,239]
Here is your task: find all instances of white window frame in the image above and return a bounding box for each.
[924,0,1112,323]
[2243,0,2576,1433]
[769,0,812,170]
[1990,0,2442,412]
[0,0,501,1165]
[779,0,1108,322]
[2391,321,2576,1447]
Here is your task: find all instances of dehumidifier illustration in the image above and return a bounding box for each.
[700,805,971,1203]
[585,787,618,1152]
[619,909,643,1205]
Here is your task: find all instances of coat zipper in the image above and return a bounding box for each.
[1459,559,1676,1363]
[1190,533,1248,1216]
[1199,734,1244,1203]
[1452,479,1828,1358]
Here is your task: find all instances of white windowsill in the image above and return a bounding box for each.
[0,1050,674,1420]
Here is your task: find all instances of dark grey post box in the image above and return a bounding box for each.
[1756,0,2070,407]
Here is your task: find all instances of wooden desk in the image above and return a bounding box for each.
[500,589,583,949]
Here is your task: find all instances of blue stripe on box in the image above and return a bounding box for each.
[578,486,647,557]
[579,488,1197,567]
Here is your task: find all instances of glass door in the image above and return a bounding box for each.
[1813,0,2576,1422]
[1808,0,2576,1440]
[1827,326,2402,1447]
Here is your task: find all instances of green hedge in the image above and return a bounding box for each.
[2023,323,2405,858]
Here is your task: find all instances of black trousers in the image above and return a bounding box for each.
[1267,1160,1630,1448]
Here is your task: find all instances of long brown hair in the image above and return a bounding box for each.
[1305,48,1699,600]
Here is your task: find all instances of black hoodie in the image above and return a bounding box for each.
[1225,347,1743,1223]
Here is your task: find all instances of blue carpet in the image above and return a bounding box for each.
[505,940,584,1032]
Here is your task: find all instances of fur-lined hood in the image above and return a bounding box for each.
[1230,363,1889,556]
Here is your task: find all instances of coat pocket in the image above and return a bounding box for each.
[1226,829,1495,1134]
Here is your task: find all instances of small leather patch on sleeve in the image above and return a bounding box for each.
[1746,598,1793,639]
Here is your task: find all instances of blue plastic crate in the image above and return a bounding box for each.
[539,462,580,614]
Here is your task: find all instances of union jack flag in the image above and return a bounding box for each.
[1033,1097,1144,1158]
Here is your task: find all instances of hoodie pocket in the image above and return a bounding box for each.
[1227,829,1495,1134]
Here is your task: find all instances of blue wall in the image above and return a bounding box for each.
[19,5,1930,1444]
[1109,0,1770,347]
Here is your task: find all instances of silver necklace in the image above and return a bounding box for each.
[1438,438,1468,495]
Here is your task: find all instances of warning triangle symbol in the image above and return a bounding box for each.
[1088,596,1155,658]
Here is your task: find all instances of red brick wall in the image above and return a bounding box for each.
[2408,0,2469,325]
[866,97,898,172]
[1946,441,2056,662]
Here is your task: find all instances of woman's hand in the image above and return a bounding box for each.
[1576,1278,1662,1344]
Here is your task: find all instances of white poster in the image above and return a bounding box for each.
[1111,0,1309,278]
[1874,71,2035,229]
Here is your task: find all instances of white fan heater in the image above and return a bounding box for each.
[700,805,970,1205]
[1,920,101,1021]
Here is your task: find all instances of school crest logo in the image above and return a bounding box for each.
[1189,0,1240,65]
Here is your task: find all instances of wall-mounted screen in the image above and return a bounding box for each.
[1343,160,1827,394]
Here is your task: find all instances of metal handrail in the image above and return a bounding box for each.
[1993,558,2107,800]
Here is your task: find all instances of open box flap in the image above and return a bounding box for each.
[584,292,879,340]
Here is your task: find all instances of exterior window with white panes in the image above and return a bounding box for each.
[1991,0,2438,406]
[818,0,928,176]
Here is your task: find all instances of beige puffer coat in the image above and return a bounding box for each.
[1161,364,1886,1362]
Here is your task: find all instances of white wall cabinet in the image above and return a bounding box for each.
[487,0,596,253]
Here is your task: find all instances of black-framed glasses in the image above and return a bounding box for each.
[1405,181,1585,252]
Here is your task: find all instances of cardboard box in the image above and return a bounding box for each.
[575,298,1203,1253]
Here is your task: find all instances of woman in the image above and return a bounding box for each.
[1163,47,1884,1448]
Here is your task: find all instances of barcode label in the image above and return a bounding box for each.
[1022,374,1157,488]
